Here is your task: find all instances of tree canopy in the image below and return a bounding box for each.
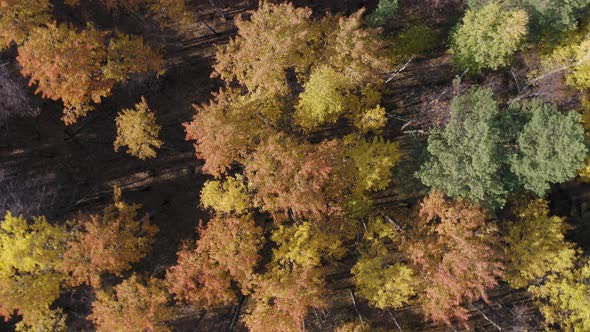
[114,96,163,160]
[450,2,528,71]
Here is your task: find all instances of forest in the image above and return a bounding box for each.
[0,0,590,331]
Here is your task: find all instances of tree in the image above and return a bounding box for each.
[0,212,68,330]
[346,136,401,193]
[61,188,158,287]
[404,191,504,327]
[352,218,417,310]
[166,215,263,307]
[18,23,111,124]
[294,66,351,130]
[200,174,252,215]
[241,219,345,331]
[509,99,587,195]
[366,0,398,27]
[324,9,391,86]
[539,24,590,90]
[114,96,163,160]
[529,258,590,331]
[17,23,164,124]
[242,266,327,332]
[0,0,50,49]
[89,274,172,332]
[213,2,390,103]
[474,0,590,37]
[418,87,508,208]
[103,34,164,82]
[504,199,577,289]
[356,104,388,134]
[244,135,346,221]
[270,222,346,268]
[450,2,528,71]
[517,0,588,36]
[214,2,317,97]
[184,89,264,177]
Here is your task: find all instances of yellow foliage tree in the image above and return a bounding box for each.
[529,258,590,331]
[356,104,387,134]
[90,274,172,332]
[540,20,590,91]
[0,212,68,330]
[271,222,346,268]
[0,0,50,49]
[114,96,163,160]
[200,174,252,214]
[504,199,577,289]
[346,136,401,193]
[104,34,165,82]
[352,217,417,309]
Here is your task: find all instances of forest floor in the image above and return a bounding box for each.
[1,0,590,331]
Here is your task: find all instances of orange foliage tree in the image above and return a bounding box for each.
[404,191,504,327]
[184,89,265,177]
[17,23,164,124]
[61,188,158,287]
[244,135,347,221]
[89,274,172,332]
[166,214,263,308]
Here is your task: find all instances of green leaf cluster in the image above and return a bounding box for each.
[419,87,587,208]
[450,2,528,71]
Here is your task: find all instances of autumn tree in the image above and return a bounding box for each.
[295,66,351,129]
[0,0,50,49]
[243,266,327,332]
[166,215,263,307]
[339,136,401,217]
[418,87,508,208]
[18,23,164,124]
[474,0,589,37]
[352,217,417,310]
[200,174,253,215]
[61,188,158,287]
[539,18,590,90]
[529,257,590,331]
[404,192,504,327]
[89,274,172,332]
[212,1,390,112]
[504,199,577,289]
[244,135,347,221]
[184,89,265,177]
[114,96,163,160]
[242,221,344,332]
[213,2,316,97]
[450,2,528,71]
[0,212,68,331]
[104,34,164,82]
